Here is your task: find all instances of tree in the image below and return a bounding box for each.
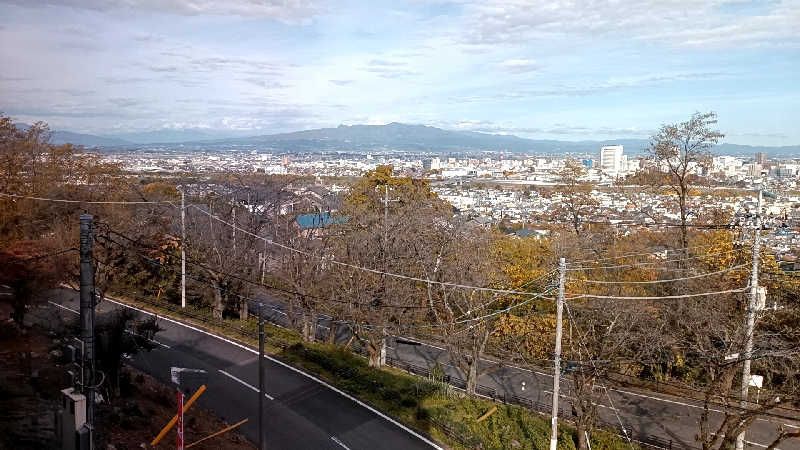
[417,222,510,395]
[562,298,657,450]
[0,115,124,246]
[327,165,449,367]
[276,220,333,343]
[646,112,723,253]
[547,159,598,237]
[631,232,800,450]
[186,197,261,320]
[95,309,163,397]
[0,240,70,326]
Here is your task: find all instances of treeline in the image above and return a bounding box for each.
[2,114,800,450]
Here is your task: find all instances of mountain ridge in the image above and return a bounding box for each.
[17,121,800,156]
[205,122,799,156]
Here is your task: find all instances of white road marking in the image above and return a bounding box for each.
[391,335,446,351]
[100,296,443,449]
[218,370,274,400]
[128,330,171,349]
[48,301,170,348]
[606,386,798,430]
[717,433,781,449]
[51,294,800,447]
[398,334,800,431]
[88,294,800,450]
[171,367,206,384]
[49,301,78,314]
[331,436,351,450]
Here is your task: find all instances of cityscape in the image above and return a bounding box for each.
[1,1,799,450]
[104,140,800,267]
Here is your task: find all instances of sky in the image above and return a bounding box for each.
[0,0,798,145]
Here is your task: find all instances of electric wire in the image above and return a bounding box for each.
[566,247,749,271]
[562,301,634,449]
[567,242,752,266]
[567,265,749,285]
[4,247,78,263]
[564,287,748,301]
[0,192,177,205]
[97,232,558,329]
[96,232,431,310]
[186,203,545,296]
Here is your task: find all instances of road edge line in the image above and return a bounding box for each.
[101,296,444,450]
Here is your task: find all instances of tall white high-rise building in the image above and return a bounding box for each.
[600,145,624,172]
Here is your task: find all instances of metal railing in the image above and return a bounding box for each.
[94,294,698,450]
[384,355,697,450]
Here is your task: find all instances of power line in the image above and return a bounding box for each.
[97,231,558,329]
[562,300,634,449]
[101,226,549,312]
[528,218,746,230]
[96,232,430,310]
[564,287,748,301]
[566,248,749,271]
[567,265,749,285]
[3,247,78,263]
[186,204,545,296]
[451,269,558,322]
[566,243,752,266]
[0,192,177,205]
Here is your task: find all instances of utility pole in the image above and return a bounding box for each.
[79,214,96,449]
[258,303,265,450]
[550,257,566,450]
[232,204,236,254]
[181,188,186,309]
[379,183,398,366]
[736,187,763,450]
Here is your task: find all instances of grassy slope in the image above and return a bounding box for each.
[108,291,634,450]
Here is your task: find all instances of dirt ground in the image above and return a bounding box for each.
[0,301,254,450]
[105,367,254,450]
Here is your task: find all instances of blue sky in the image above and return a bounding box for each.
[0,0,798,145]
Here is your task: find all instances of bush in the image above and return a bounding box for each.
[401,396,417,408]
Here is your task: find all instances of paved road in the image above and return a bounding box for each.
[42,288,440,450]
[254,297,800,450]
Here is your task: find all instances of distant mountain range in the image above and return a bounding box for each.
[33,122,800,157]
[17,123,133,147]
[102,128,259,144]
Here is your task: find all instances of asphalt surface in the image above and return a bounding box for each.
[41,288,440,450]
[254,297,800,450]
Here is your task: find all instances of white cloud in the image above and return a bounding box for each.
[458,0,800,49]
[2,0,324,23]
[438,119,654,138]
[498,58,542,74]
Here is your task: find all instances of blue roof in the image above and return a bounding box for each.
[295,212,346,229]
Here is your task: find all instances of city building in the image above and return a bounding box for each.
[600,145,624,172]
[422,157,441,171]
[755,152,767,165]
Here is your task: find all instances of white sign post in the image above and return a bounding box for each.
[749,374,764,404]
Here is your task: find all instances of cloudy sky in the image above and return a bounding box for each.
[1,0,798,144]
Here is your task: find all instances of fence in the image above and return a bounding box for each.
[90,294,698,450]
[384,356,697,450]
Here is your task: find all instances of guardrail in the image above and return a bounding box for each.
[104,294,697,450]
[384,355,696,450]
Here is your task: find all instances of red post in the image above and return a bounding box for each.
[177,391,184,450]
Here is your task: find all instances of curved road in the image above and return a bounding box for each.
[42,288,440,450]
